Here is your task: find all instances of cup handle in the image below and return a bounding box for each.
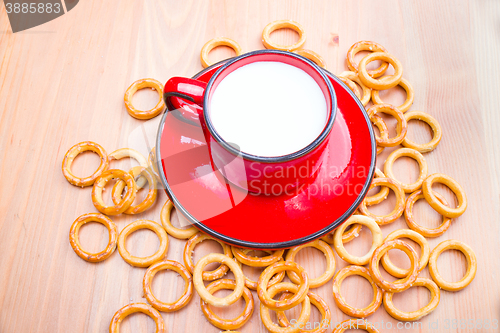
[163,77,207,123]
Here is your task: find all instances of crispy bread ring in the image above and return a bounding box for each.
[369,240,419,293]
[358,52,403,89]
[333,319,380,333]
[402,111,442,153]
[333,215,383,265]
[321,223,363,245]
[91,169,136,215]
[285,240,336,288]
[371,78,414,113]
[367,103,408,147]
[371,114,389,155]
[109,148,148,167]
[364,168,390,206]
[111,166,157,214]
[200,279,254,330]
[109,148,148,188]
[236,259,286,291]
[160,200,197,239]
[383,277,440,321]
[117,219,168,267]
[277,291,330,333]
[62,141,109,187]
[69,213,117,262]
[359,177,405,225]
[339,76,361,100]
[332,265,383,318]
[124,78,165,120]
[184,232,233,281]
[260,282,311,333]
[143,260,193,312]
[148,147,161,182]
[200,37,243,68]
[339,71,371,106]
[404,189,452,237]
[109,303,165,333]
[261,20,306,51]
[381,229,430,278]
[294,49,327,69]
[422,173,467,218]
[258,261,309,311]
[428,239,477,291]
[231,247,284,267]
[193,253,245,306]
[346,40,389,78]
[384,148,428,193]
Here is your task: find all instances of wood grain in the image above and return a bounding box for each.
[1,0,499,332]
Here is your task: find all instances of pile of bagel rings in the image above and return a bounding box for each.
[61,20,476,333]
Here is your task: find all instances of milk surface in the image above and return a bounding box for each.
[209,61,327,157]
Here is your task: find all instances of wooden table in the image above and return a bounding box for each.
[1,1,499,332]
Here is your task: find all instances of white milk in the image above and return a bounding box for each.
[209,61,327,157]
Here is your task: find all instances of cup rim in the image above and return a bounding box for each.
[202,49,337,163]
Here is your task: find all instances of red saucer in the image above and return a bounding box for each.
[156,61,375,249]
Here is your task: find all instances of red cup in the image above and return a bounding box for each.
[163,50,337,195]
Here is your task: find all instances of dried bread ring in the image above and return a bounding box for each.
[184,232,233,281]
[260,282,311,333]
[333,215,383,265]
[109,148,148,188]
[369,240,419,293]
[285,239,336,288]
[428,239,477,291]
[231,247,284,267]
[402,111,442,153]
[69,213,117,262]
[371,114,389,155]
[371,78,414,112]
[277,291,330,333]
[143,260,193,312]
[332,265,383,318]
[262,20,306,51]
[339,71,371,106]
[381,229,430,278]
[111,166,157,214]
[384,148,428,193]
[236,259,286,291]
[160,200,197,239]
[404,189,452,238]
[359,177,405,225]
[383,277,440,321]
[294,49,327,69]
[201,37,243,68]
[117,219,169,267]
[364,168,390,206]
[193,253,245,307]
[346,40,389,78]
[367,103,408,147]
[358,52,403,90]
[109,303,165,333]
[200,279,254,330]
[62,141,109,187]
[338,76,361,100]
[257,261,309,311]
[422,173,467,218]
[91,169,136,215]
[333,319,380,333]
